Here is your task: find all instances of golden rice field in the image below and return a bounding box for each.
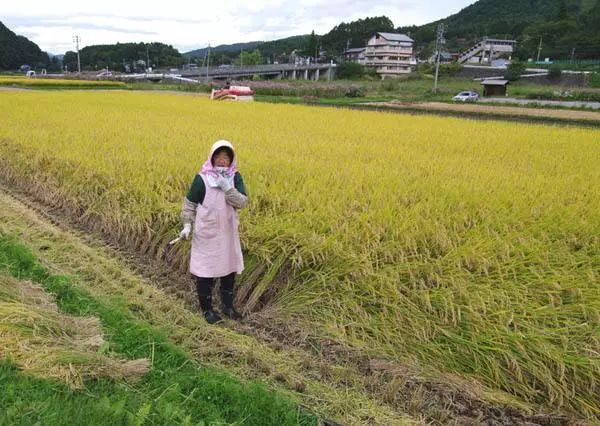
[1,90,599,420]
[0,75,125,88]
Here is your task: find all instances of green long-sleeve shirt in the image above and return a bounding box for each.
[186,172,247,204]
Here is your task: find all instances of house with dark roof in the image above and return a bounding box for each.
[344,47,366,64]
[364,32,416,79]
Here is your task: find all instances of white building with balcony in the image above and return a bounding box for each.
[364,32,416,78]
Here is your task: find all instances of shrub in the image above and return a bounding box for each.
[344,86,365,97]
[302,95,319,103]
[588,72,600,88]
[381,79,400,91]
[336,61,366,79]
[415,63,463,77]
[439,63,464,76]
[548,65,562,80]
[504,61,526,81]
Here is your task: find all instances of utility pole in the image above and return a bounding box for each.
[433,23,445,93]
[73,35,81,73]
[536,36,543,62]
[570,47,576,62]
[146,44,150,70]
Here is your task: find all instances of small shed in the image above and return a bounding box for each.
[481,79,509,97]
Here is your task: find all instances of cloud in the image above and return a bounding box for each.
[15,21,157,36]
[2,0,476,54]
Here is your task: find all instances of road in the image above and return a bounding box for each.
[365,100,600,124]
[479,97,600,110]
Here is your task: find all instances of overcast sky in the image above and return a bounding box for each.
[3,0,475,55]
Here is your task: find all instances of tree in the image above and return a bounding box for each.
[306,30,319,60]
[60,42,183,72]
[555,0,568,20]
[48,56,61,72]
[0,21,49,70]
[504,61,526,81]
[548,64,562,80]
[586,0,600,31]
[237,49,262,66]
[63,51,78,72]
[321,16,394,55]
[336,61,366,79]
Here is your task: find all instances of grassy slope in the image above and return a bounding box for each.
[0,233,318,426]
[0,189,411,425]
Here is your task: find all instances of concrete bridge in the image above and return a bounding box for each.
[180,63,337,81]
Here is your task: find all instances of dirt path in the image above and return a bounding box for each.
[479,97,600,110]
[365,101,600,124]
[0,184,578,425]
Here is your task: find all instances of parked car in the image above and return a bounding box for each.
[452,91,479,102]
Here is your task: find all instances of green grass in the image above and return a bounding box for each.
[0,234,317,426]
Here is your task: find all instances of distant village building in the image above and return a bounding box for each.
[428,51,454,64]
[459,38,517,65]
[344,47,366,64]
[364,32,416,78]
[481,79,509,96]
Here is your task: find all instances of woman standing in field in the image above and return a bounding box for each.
[179,140,248,324]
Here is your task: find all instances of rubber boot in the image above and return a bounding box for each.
[220,273,242,320]
[195,277,222,324]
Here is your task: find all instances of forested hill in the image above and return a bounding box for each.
[62,42,183,72]
[0,21,49,70]
[319,16,395,54]
[185,0,600,62]
[184,35,311,61]
[184,17,401,61]
[398,0,600,59]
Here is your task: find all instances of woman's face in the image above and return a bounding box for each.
[212,150,232,167]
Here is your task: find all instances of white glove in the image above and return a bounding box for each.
[216,175,233,192]
[179,223,192,239]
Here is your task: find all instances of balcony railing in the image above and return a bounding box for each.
[375,68,413,74]
[366,48,413,56]
[365,59,417,66]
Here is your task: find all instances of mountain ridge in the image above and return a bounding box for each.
[185,0,600,61]
[0,21,50,70]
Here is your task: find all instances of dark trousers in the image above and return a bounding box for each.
[194,273,235,311]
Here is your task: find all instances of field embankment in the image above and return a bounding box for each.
[361,100,600,126]
[0,90,599,423]
[0,75,125,89]
[0,188,416,425]
[0,206,319,425]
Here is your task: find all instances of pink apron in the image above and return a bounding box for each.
[190,174,244,278]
